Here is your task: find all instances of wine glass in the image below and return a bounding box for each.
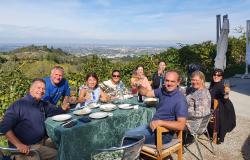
[70,87,77,97]
[223,79,230,88]
[69,87,78,107]
[223,79,230,97]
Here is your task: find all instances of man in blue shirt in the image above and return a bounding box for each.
[125,70,188,144]
[0,78,69,160]
[43,66,71,105]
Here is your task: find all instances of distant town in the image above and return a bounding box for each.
[0,43,170,58]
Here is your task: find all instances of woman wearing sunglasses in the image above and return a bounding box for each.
[209,68,230,101]
[208,68,235,144]
[99,70,125,99]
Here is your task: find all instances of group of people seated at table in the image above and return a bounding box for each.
[0,63,235,160]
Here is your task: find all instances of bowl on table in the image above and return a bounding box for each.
[143,97,158,107]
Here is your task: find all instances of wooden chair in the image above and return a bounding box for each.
[211,99,219,144]
[141,127,183,160]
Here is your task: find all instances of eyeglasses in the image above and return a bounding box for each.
[112,75,120,78]
[213,74,222,77]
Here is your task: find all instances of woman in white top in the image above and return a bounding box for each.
[100,70,125,98]
[76,72,109,109]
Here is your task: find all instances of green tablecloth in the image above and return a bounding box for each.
[45,98,155,160]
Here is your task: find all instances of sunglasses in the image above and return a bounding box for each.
[213,74,222,77]
[112,75,120,78]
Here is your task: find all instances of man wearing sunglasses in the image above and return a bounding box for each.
[100,70,125,98]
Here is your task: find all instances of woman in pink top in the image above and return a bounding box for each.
[131,65,152,92]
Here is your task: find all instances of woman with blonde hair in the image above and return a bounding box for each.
[186,71,211,134]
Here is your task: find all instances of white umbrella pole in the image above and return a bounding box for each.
[245,20,250,75]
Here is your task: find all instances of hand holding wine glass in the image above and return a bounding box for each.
[69,87,77,104]
[224,79,230,88]
[224,79,230,98]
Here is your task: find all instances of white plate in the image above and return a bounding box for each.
[51,114,72,121]
[99,104,117,111]
[89,112,109,119]
[73,108,92,115]
[118,104,134,110]
[87,103,100,109]
[123,94,133,99]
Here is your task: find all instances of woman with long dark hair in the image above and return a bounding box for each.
[76,72,109,109]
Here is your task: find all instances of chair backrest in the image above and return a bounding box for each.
[94,135,145,160]
[195,114,212,135]
[121,135,145,160]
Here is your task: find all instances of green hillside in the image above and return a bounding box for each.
[0,35,247,117]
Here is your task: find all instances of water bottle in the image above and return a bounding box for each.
[159,75,163,88]
[138,93,143,102]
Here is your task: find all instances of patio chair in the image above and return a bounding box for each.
[141,127,183,160]
[185,114,215,160]
[0,132,40,160]
[92,135,145,160]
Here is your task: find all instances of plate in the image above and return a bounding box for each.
[118,104,134,110]
[89,112,109,119]
[123,94,133,99]
[99,104,117,112]
[87,103,100,109]
[51,114,72,121]
[73,108,92,115]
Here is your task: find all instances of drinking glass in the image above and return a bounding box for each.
[223,79,230,98]
[223,79,230,88]
[70,87,77,97]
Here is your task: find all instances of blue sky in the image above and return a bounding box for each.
[0,0,249,45]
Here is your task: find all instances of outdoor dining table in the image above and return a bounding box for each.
[45,96,156,160]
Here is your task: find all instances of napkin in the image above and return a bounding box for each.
[78,117,91,123]
[133,105,139,109]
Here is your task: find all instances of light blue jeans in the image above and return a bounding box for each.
[124,125,173,145]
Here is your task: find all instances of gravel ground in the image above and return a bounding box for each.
[182,77,250,160]
[183,116,250,160]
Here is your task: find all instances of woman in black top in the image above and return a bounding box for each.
[208,68,235,143]
[209,68,226,101]
[151,61,167,89]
